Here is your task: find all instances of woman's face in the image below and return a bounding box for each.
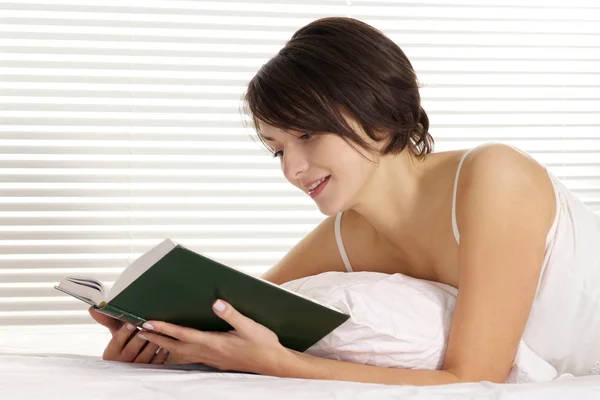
[257,121,381,216]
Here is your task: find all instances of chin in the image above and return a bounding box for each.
[315,194,351,217]
[313,198,340,217]
[312,178,356,216]
[319,208,340,217]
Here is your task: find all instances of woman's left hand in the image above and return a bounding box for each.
[137,299,290,375]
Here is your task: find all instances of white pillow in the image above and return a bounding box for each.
[281,271,562,383]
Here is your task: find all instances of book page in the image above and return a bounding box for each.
[55,277,106,306]
[107,238,178,302]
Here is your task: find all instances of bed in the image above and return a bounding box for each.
[2,325,600,399]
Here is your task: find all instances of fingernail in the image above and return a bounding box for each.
[142,322,154,330]
[162,348,169,355]
[213,299,226,312]
[138,333,147,341]
[126,323,134,331]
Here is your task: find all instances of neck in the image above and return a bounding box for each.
[349,150,437,251]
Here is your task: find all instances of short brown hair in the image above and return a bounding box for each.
[243,17,434,159]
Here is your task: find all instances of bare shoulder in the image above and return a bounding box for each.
[461,143,544,180]
[457,143,556,232]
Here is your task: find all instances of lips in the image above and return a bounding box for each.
[307,175,331,198]
[303,175,330,192]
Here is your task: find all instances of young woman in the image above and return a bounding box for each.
[90,17,600,385]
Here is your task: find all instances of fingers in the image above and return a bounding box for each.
[88,307,122,336]
[142,320,202,343]
[118,328,152,363]
[132,341,160,364]
[100,322,171,365]
[150,347,170,365]
[139,331,187,365]
[103,323,142,361]
[140,300,234,343]
[137,330,180,352]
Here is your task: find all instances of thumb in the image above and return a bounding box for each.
[88,306,122,336]
[212,299,258,336]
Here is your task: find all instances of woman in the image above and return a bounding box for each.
[90,17,600,385]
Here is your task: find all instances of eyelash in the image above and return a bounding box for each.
[272,133,313,160]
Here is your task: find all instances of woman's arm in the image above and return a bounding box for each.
[261,213,350,285]
[138,299,463,385]
[276,350,462,385]
[441,144,555,382]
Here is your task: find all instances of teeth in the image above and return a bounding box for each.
[308,177,327,191]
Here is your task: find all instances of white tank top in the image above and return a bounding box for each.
[334,145,600,376]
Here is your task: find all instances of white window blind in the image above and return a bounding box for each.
[1,0,599,325]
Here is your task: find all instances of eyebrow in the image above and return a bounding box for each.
[260,130,304,142]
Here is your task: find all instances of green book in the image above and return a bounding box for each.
[54,238,349,352]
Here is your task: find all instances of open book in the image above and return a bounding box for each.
[55,238,349,352]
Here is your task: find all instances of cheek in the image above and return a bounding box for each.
[332,149,377,188]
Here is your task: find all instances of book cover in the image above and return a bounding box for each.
[59,241,350,353]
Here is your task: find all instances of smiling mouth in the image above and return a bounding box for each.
[306,176,329,191]
[307,175,331,197]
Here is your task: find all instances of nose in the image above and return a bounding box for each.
[281,145,309,183]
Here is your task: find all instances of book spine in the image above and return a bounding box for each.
[95,303,174,339]
[95,302,147,327]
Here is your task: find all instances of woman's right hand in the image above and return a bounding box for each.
[88,306,170,364]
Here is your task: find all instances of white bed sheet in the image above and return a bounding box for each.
[1,325,600,400]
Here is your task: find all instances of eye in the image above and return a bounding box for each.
[271,134,313,160]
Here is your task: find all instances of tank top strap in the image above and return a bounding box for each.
[451,148,478,245]
[334,211,354,272]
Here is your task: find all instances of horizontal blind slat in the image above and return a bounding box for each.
[6,40,600,60]
[2,29,600,47]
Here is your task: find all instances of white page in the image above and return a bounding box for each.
[107,238,178,302]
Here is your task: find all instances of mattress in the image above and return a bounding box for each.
[2,325,600,400]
